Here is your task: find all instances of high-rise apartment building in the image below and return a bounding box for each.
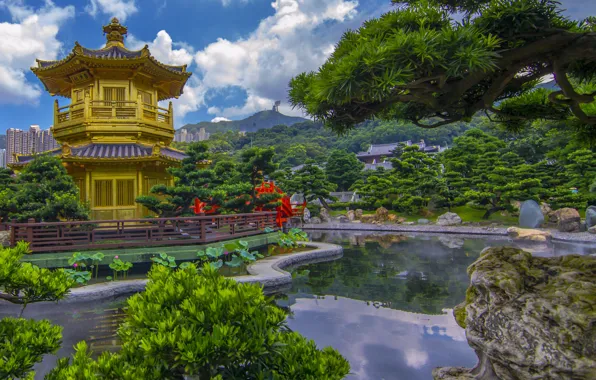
[0,149,6,168]
[174,127,210,143]
[5,125,59,164]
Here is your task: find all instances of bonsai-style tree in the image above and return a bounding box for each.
[275,160,337,209]
[325,149,364,191]
[0,155,89,222]
[289,1,596,134]
[0,242,74,379]
[239,147,281,209]
[136,142,219,217]
[48,264,350,379]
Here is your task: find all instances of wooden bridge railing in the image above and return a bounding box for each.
[4,212,278,253]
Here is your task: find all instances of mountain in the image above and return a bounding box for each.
[180,110,308,134]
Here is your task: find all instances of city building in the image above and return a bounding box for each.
[0,149,6,168]
[12,18,192,220]
[173,127,210,143]
[5,125,59,164]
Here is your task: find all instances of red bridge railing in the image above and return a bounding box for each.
[5,212,278,253]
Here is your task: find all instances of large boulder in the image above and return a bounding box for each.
[354,209,364,219]
[302,207,311,223]
[507,227,551,242]
[540,202,553,216]
[375,207,389,221]
[589,225,596,234]
[553,208,581,232]
[360,214,376,223]
[309,217,322,224]
[519,200,544,228]
[347,210,355,221]
[319,207,331,223]
[418,218,430,225]
[435,247,596,380]
[0,231,9,247]
[436,212,462,226]
[586,206,596,229]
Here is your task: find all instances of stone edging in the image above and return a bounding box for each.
[301,223,596,244]
[56,242,343,303]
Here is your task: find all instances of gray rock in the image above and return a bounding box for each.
[0,231,9,247]
[540,202,552,216]
[302,207,311,223]
[519,199,544,228]
[586,205,596,228]
[403,222,415,225]
[436,247,596,380]
[336,215,350,223]
[438,236,465,249]
[589,225,596,234]
[375,207,389,221]
[436,212,462,226]
[554,207,581,232]
[417,218,430,225]
[354,209,364,219]
[309,217,322,224]
[347,210,355,221]
[319,208,331,223]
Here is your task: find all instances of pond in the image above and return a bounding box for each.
[2,232,594,379]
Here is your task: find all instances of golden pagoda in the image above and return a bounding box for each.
[15,17,192,220]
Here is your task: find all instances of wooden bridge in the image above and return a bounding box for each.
[2,212,278,253]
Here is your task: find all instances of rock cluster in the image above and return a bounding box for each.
[435,247,596,380]
[436,212,463,226]
[0,231,9,247]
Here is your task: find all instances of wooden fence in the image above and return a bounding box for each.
[3,212,278,253]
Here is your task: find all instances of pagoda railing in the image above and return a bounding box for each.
[54,97,173,129]
[6,212,278,253]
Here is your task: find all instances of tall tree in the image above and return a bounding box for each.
[0,155,89,222]
[240,147,278,203]
[289,1,596,135]
[276,161,337,209]
[325,149,364,191]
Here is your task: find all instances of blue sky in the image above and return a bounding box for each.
[0,0,593,133]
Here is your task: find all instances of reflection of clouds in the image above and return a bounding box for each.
[404,348,429,369]
[286,296,474,379]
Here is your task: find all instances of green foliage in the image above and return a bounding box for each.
[108,258,133,280]
[67,252,104,279]
[0,243,75,379]
[64,269,92,285]
[275,160,337,209]
[151,252,178,268]
[0,155,89,222]
[223,240,264,266]
[48,264,350,379]
[289,0,596,136]
[0,317,63,379]
[325,149,365,191]
[277,228,309,250]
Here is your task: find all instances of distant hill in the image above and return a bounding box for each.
[180,110,308,134]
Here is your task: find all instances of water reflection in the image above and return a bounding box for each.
[277,231,594,379]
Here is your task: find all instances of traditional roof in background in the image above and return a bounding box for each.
[11,143,188,166]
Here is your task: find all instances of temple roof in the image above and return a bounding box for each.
[31,18,191,100]
[11,144,188,166]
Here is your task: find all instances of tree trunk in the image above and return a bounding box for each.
[319,196,331,210]
[482,206,505,220]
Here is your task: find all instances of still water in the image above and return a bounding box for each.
[2,232,593,379]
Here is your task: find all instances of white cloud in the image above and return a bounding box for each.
[0,0,74,104]
[85,0,137,21]
[211,116,231,123]
[403,349,429,369]
[191,0,360,120]
[220,0,249,7]
[128,31,194,67]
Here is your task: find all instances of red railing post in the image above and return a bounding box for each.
[26,218,35,246]
[9,219,16,247]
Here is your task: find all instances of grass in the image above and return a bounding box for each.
[328,205,519,225]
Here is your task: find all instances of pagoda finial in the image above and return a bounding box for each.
[103,17,128,48]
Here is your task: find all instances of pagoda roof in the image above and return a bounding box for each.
[11,143,188,166]
[33,44,188,76]
[30,18,191,100]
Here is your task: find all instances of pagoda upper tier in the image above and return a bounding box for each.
[30,18,192,146]
[32,18,191,101]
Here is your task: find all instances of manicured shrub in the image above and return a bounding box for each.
[48,264,350,379]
